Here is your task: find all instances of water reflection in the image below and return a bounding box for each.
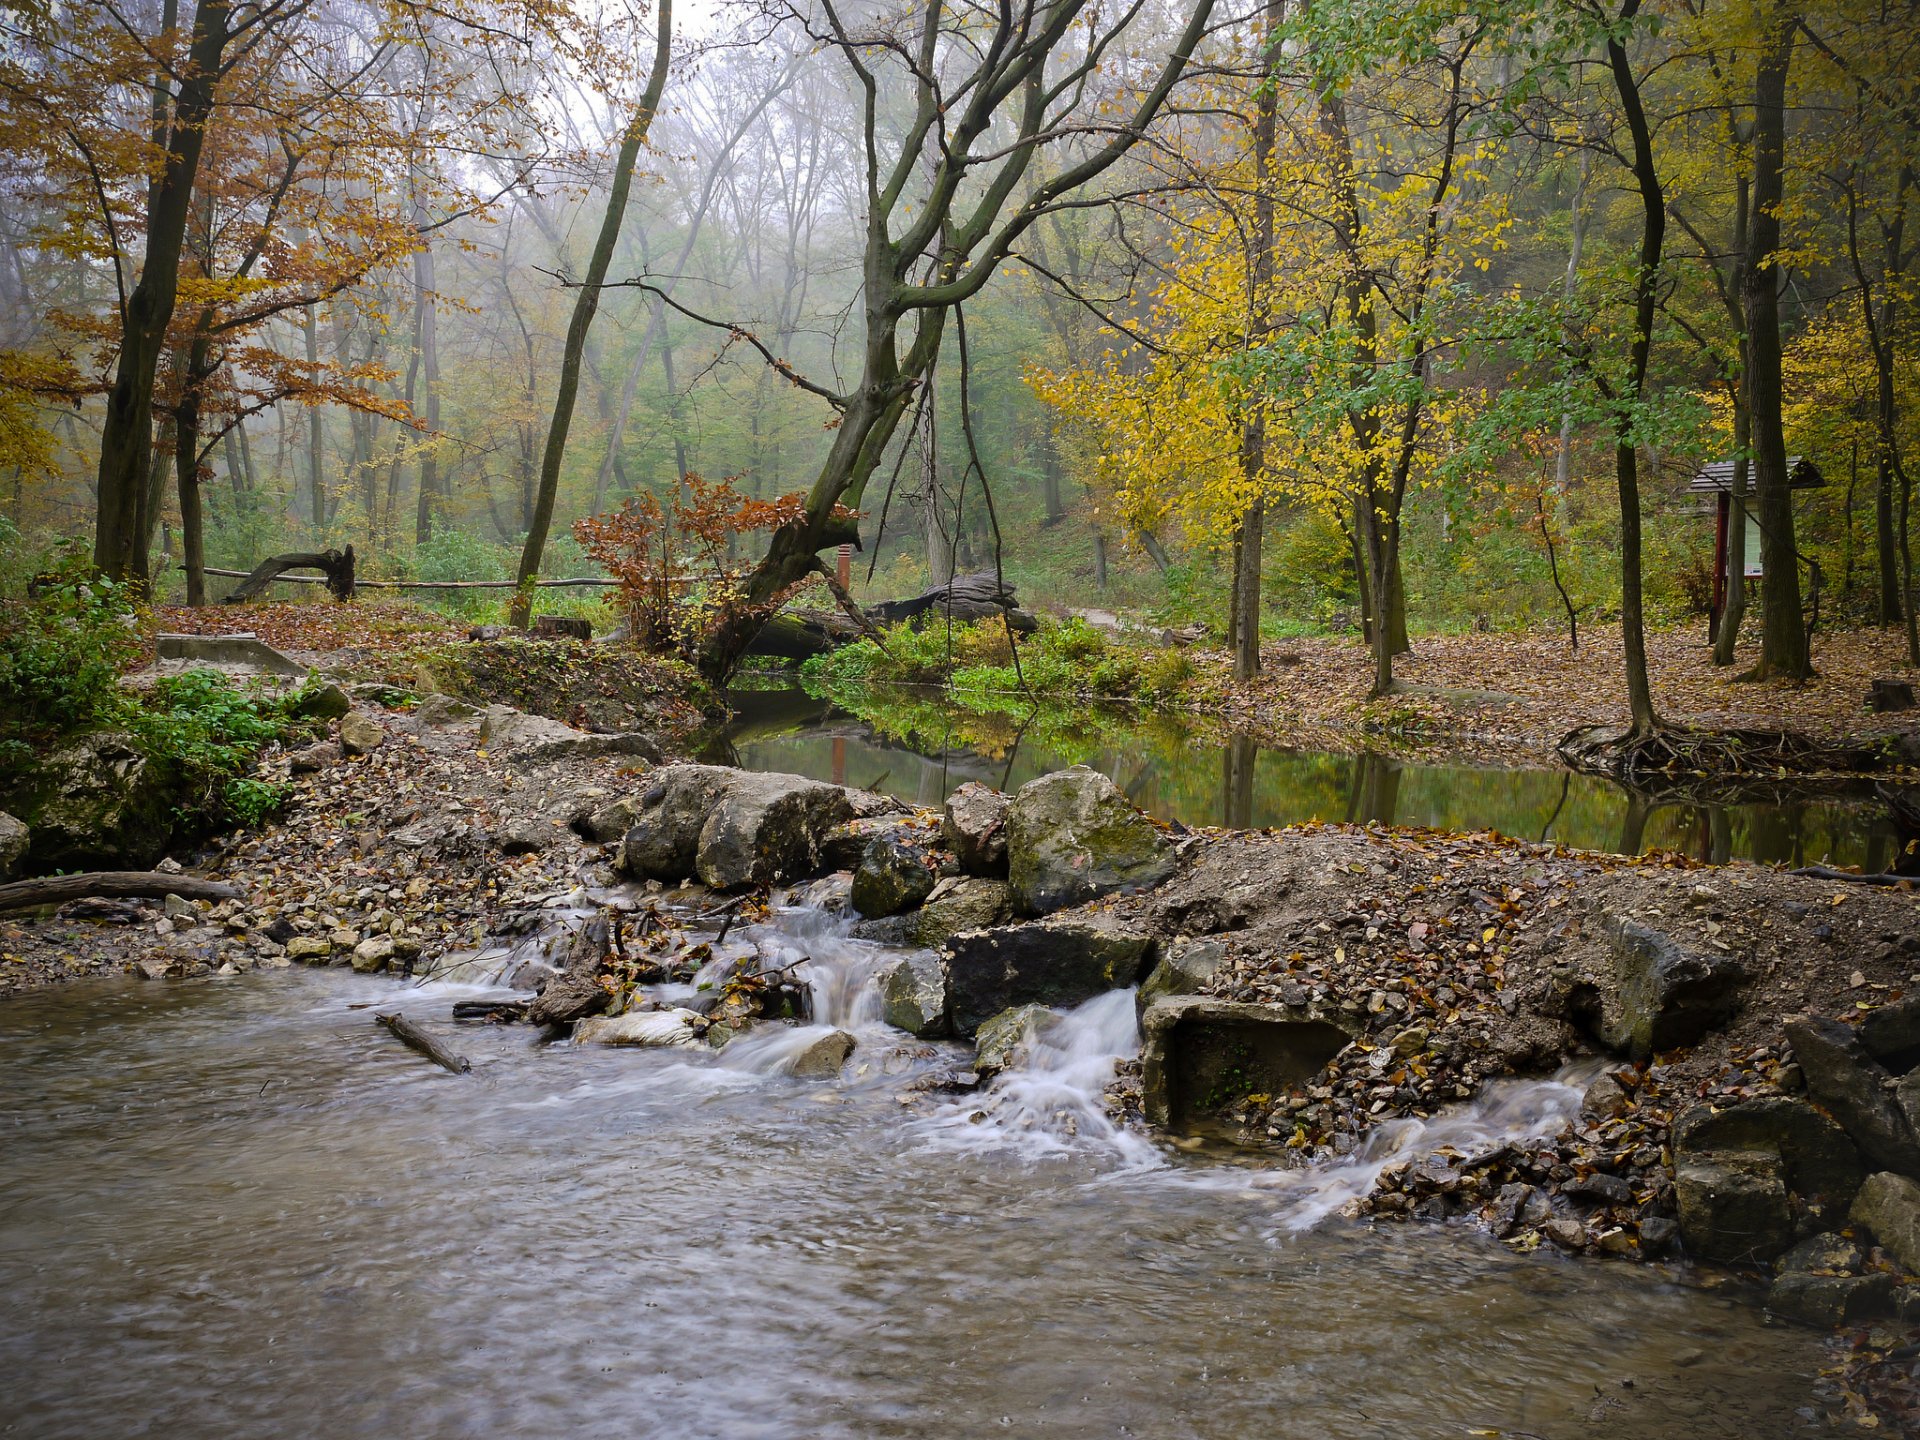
[716,684,1902,871]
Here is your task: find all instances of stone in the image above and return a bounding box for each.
[1600,916,1745,1058]
[974,1004,1061,1077]
[131,955,187,980]
[573,794,643,844]
[1674,1150,1793,1264]
[162,893,197,920]
[1852,1172,1920,1276]
[0,810,26,880]
[906,878,1009,948]
[817,814,925,873]
[1858,997,1920,1074]
[153,631,306,676]
[338,711,386,756]
[1003,766,1175,916]
[1140,996,1353,1135]
[9,731,173,870]
[1767,1271,1896,1327]
[944,913,1156,1037]
[475,705,658,766]
[351,935,395,972]
[880,952,949,1038]
[1488,1182,1535,1237]
[943,782,1010,876]
[284,935,332,964]
[1565,1172,1635,1207]
[790,1028,856,1078]
[288,740,341,773]
[1784,1014,1920,1177]
[1581,1072,1632,1119]
[1672,1096,1867,1208]
[1137,937,1228,1016]
[618,765,894,891]
[411,694,480,728]
[1637,1215,1678,1254]
[1777,1232,1865,1276]
[289,682,351,721]
[574,1008,705,1047]
[1543,1218,1588,1250]
[495,819,550,856]
[851,837,937,918]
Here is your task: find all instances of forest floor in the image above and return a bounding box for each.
[1199,623,1920,761]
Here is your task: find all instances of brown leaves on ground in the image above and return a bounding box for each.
[151,600,465,672]
[1193,624,1918,756]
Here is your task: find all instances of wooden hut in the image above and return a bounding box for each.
[1687,456,1824,626]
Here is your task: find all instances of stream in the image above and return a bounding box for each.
[714,683,1905,871]
[0,898,1845,1438]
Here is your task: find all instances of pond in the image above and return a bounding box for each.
[713,683,1905,872]
[0,903,1849,1439]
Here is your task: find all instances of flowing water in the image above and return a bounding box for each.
[716,683,1904,871]
[0,900,1845,1438]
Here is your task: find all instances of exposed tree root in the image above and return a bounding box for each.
[1557,722,1887,796]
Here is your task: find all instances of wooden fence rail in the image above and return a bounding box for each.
[190,565,619,590]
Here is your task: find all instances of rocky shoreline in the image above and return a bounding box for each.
[4,684,1920,1425]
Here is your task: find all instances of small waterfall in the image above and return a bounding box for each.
[920,989,1162,1167]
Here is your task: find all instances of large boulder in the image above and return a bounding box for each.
[1674,1150,1794,1264]
[851,837,938,918]
[1859,997,1920,1075]
[974,1003,1061,1077]
[1599,916,1745,1058]
[1003,767,1175,916]
[9,731,174,870]
[1672,1096,1867,1210]
[943,782,1010,876]
[0,810,27,881]
[943,913,1155,1037]
[1137,937,1229,1017]
[1140,996,1352,1135]
[1784,1014,1920,1177]
[880,952,948,1038]
[789,1028,856,1078]
[617,765,900,890]
[338,710,386,756]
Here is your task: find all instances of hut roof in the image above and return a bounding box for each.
[1686,456,1824,493]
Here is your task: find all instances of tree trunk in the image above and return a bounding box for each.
[1746,9,1808,681]
[1604,7,1665,737]
[1233,500,1264,680]
[304,306,326,530]
[93,0,227,590]
[511,6,673,628]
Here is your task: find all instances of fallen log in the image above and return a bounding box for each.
[223,547,356,603]
[1789,866,1914,888]
[376,1012,472,1074]
[0,870,242,912]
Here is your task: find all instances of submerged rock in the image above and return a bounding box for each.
[851,837,937,918]
[790,1028,856,1077]
[574,1008,706,1047]
[1139,996,1353,1135]
[943,913,1155,1037]
[526,971,611,1028]
[1599,916,1744,1058]
[943,782,1010,876]
[880,952,948,1038]
[1004,767,1175,916]
[973,1003,1061,1077]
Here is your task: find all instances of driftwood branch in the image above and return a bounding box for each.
[376,1012,472,1074]
[224,547,357,603]
[0,871,241,912]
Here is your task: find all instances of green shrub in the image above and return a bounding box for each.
[132,669,310,829]
[0,542,143,768]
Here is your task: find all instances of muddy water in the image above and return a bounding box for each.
[0,907,1842,1439]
